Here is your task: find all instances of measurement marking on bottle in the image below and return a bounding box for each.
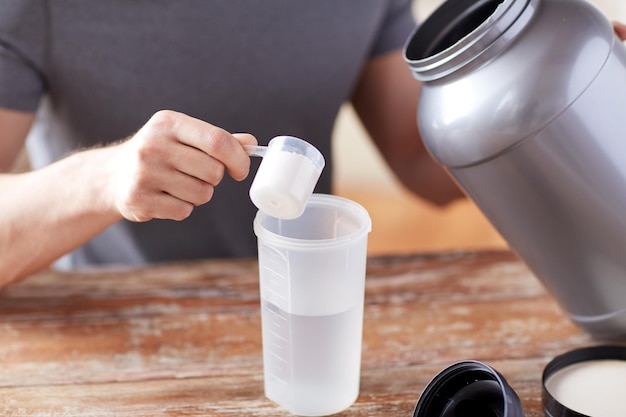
[268,373,287,385]
[269,329,288,342]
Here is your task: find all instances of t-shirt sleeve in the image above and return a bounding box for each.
[369,0,417,57]
[0,0,47,112]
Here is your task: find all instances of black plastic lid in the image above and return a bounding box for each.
[413,360,524,417]
[542,345,626,417]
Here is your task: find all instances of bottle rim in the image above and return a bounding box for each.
[404,0,539,81]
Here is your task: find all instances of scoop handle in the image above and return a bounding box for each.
[244,145,267,158]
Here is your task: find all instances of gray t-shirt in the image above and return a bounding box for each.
[0,0,416,268]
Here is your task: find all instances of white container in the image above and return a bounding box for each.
[253,194,372,416]
[249,136,325,219]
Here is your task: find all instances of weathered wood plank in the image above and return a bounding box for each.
[0,251,601,415]
[0,359,549,416]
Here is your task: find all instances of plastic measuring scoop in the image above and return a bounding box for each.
[246,136,325,219]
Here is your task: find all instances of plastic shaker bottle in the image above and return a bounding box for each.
[254,194,372,416]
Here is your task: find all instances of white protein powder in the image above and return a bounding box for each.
[545,359,626,417]
[250,150,320,219]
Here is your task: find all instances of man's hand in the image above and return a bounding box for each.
[106,110,257,222]
[0,109,257,284]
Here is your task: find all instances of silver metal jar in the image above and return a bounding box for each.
[404,0,626,339]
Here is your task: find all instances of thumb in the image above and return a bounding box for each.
[234,133,258,147]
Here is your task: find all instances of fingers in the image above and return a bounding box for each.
[153,110,253,181]
[120,190,196,223]
[233,132,258,147]
[110,110,258,223]
[155,166,217,207]
[614,21,626,41]
[166,142,227,187]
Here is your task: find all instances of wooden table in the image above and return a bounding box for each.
[0,250,601,416]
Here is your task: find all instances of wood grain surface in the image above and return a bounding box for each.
[0,251,603,416]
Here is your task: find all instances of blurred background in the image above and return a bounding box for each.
[10,0,625,256]
[333,0,626,255]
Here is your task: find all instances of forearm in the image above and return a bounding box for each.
[0,110,256,286]
[385,149,464,206]
[352,51,464,207]
[0,147,122,285]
